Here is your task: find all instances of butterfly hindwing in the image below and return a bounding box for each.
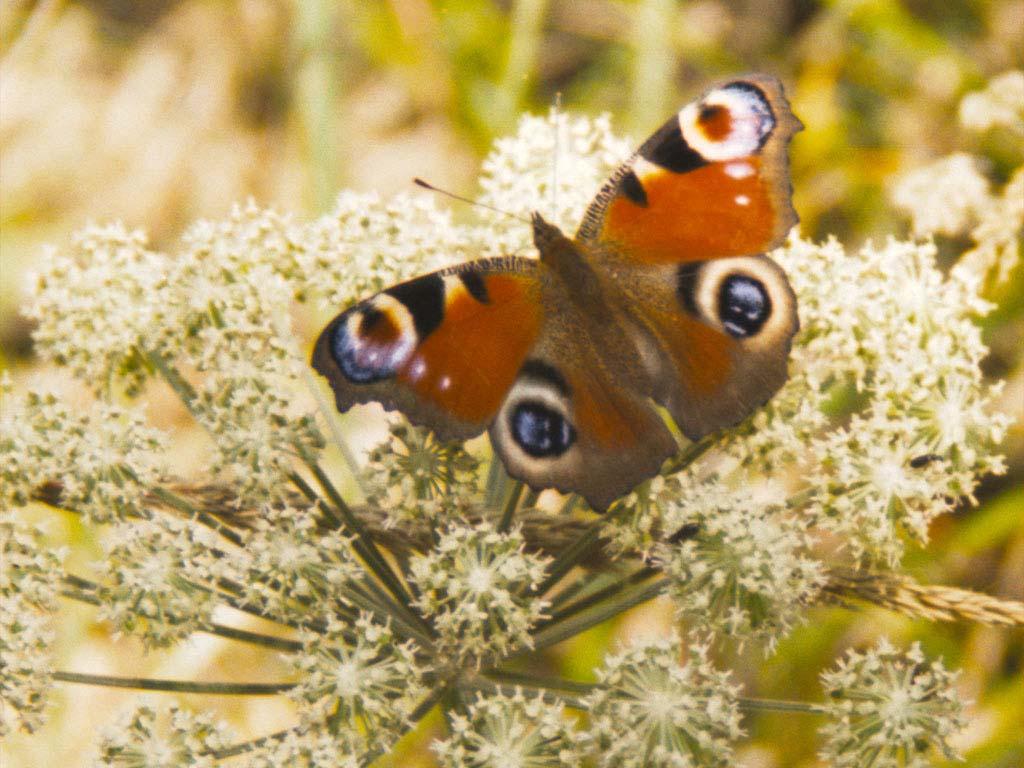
[608,254,798,440]
[577,74,802,263]
[487,295,677,511]
[312,258,543,441]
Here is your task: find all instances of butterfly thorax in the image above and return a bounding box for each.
[532,213,613,322]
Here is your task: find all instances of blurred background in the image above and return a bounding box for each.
[1,1,1022,766]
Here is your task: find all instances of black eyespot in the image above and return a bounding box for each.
[718,274,771,338]
[640,116,707,174]
[510,400,575,458]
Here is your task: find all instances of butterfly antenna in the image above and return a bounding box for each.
[551,91,562,220]
[413,178,531,224]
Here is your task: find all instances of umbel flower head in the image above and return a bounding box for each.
[0,520,63,736]
[654,484,825,650]
[95,704,233,768]
[287,613,426,754]
[408,521,551,668]
[819,639,965,768]
[583,633,743,768]
[433,689,579,768]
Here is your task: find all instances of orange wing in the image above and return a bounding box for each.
[312,259,542,441]
[577,74,802,263]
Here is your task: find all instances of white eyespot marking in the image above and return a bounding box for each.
[679,83,775,162]
[735,194,751,206]
[630,156,665,182]
[407,355,427,382]
[442,275,468,308]
[725,161,755,179]
[691,256,796,351]
[439,375,452,392]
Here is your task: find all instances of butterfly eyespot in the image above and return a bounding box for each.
[510,400,576,458]
[718,274,771,338]
[332,324,383,383]
[330,301,417,383]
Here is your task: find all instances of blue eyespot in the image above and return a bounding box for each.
[718,274,771,338]
[332,310,392,383]
[510,401,575,458]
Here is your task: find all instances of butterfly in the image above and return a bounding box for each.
[312,75,802,511]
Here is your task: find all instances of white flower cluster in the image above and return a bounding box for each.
[193,371,324,503]
[655,485,825,650]
[433,689,579,768]
[245,727,362,768]
[297,190,473,310]
[786,237,1010,564]
[363,423,480,526]
[95,704,233,768]
[890,153,991,237]
[819,639,965,768]
[475,109,633,254]
[24,223,173,396]
[95,517,222,649]
[287,613,425,755]
[238,506,359,622]
[583,634,742,768]
[1,384,167,523]
[408,522,551,667]
[958,70,1024,132]
[0,520,62,736]
[169,201,303,372]
[892,71,1023,283]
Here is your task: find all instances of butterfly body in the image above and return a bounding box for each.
[313,75,802,510]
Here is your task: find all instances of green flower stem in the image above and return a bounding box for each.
[536,566,657,632]
[483,669,596,696]
[521,488,539,509]
[298,461,434,639]
[60,587,100,606]
[410,683,450,723]
[739,697,828,715]
[527,521,602,597]
[485,455,510,509]
[289,470,342,529]
[345,578,437,650]
[300,364,368,497]
[557,493,579,516]
[204,622,302,653]
[524,577,670,654]
[498,480,526,532]
[548,570,612,609]
[148,486,243,547]
[294,0,340,212]
[493,0,548,129]
[59,574,305,652]
[662,434,714,475]
[143,348,199,416]
[210,728,293,760]
[53,671,294,695]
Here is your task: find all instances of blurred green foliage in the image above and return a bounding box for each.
[1,1,1021,766]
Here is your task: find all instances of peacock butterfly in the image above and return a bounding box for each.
[313,75,802,510]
